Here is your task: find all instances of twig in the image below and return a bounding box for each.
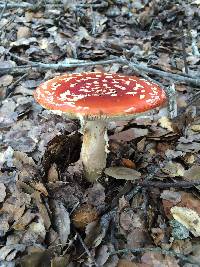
[76,232,98,266]
[0,0,7,21]
[0,2,108,10]
[0,58,119,75]
[5,73,28,98]
[186,91,200,108]
[180,22,189,74]
[166,83,177,119]
[121,58,200,87]
[139,179,200,188]
[110,247,200,266]
[1,56,200,87]
[190,30,200,56]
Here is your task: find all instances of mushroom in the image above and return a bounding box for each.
[34,72,166,182]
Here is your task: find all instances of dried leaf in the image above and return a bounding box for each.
[31,182,48,196]
[105,167,141,181]
[85,183,105,207]
[13,209,36,231]
[160,190,181,204]
[29,218,46,240]
[171,206,200,237]
[51,255,70,267]
[161,161,185,177]
[141,252,179,267]
[96,245,110,266]
[110,128,148,142]
[120,209,143,231]
[32,191,51,230]
[19,249,53,267]
[158,116,174,131]
[0,183,6,202]
[0,75,13,87]
[117,259,138,267]
[0,147,14,169]
[52,200,70,246]
[0,244,26,261]
[17,26,31,40]
[47,163,59,182]
[10,37,37,47]
[0,213,9,237]
[184,165,200,181]
[122,158,136,169]
[72,204,98,229]
[190,124,200,132]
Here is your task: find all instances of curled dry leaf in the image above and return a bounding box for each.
[171,206,200,237]
[105,167,141,181]
[122,158,136,169]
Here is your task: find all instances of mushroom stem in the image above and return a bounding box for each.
[81,120,108,182]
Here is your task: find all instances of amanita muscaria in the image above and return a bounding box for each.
[34,72,166,182]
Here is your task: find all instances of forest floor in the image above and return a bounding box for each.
[0,0,200,266]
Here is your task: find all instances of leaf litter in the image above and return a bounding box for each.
[0,0,200,266]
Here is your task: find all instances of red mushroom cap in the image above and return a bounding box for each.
[34,72,166,120]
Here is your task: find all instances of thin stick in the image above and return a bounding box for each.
[139,179,200,188]
[121,58,200,86]
[1,56,200,86]
[5,73,28,97]
[0,0,7,21]
[167,83,177,119]
[0,2,108,9]
[76,232,98,266]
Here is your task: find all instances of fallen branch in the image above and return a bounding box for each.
[121,58,200,87]
[110,247,200,266]
[1,55,200,86]
[0,2,108,10]
[139,179,200,188]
